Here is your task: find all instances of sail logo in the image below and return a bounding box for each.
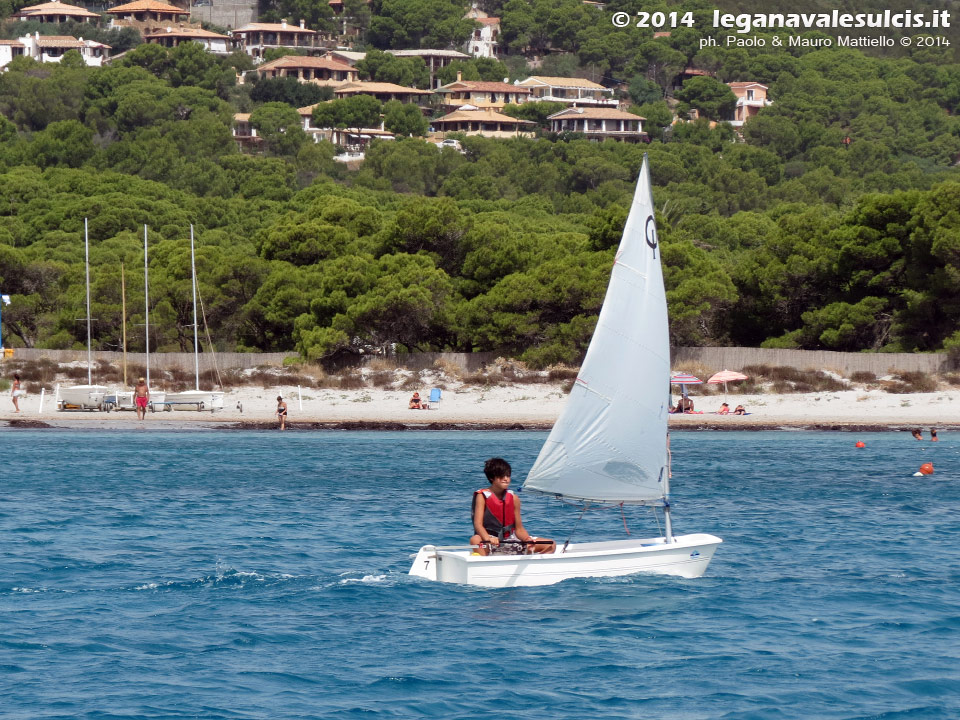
[645,215,658,258]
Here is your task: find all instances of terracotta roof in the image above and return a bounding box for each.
[0,40,26,46]
[108,0,186,13]
[233,22,317,34]
[333,81,432,95]
[518,75,606,90]
[14,1,99,17]
[257,55,352,71]
[144,27,231,39]
[727,82,767,89]
[434,108,533,124]
[35,35,86,47]
[547,107,644,120]
[474,17,499,25]
[387,49,468,58]
[234,113,251,121]
[438,80,530,94]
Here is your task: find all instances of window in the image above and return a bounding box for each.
[746,89,754,100]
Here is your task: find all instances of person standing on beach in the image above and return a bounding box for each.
[134,377,150,420]
[11,373,22,412]
[276,395,287,430]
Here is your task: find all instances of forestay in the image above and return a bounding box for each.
[523,155,669,504]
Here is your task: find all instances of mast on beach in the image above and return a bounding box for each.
[84,217,92,386]
[144,225,150,389]
[190,224,199,391]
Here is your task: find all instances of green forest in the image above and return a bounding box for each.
[0,0,959,366]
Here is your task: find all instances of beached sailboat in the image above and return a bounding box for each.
[409,156,722,587]
[58,218,109,411]
[163,225,223,412]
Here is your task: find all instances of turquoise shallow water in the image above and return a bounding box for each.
[2,429,958,719]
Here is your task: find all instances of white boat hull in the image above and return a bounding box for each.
[58,385,109,411]
[409,533,722,588]
[104,391,134,411]
[161,390,224,411]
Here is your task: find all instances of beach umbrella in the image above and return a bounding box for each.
[707,369,748,400]
[670,372,702,399]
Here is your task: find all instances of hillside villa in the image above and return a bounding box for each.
[431,107,534,138]
[547,106,646,142]
[435,75,530,110]
[514,76,617,107]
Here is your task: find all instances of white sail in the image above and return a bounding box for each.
[523,155,669,503]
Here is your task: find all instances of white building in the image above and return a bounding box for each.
[547,107,647,142]
[514,76,617,107]
[0,40,27,68]
[0,32,110,69]
[463,12,499,58]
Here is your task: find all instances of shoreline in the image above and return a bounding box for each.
[3,384,958,431]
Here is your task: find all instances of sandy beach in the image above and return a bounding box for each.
[3,381,960,431]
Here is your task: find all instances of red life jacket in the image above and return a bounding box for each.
[474,489,516,539]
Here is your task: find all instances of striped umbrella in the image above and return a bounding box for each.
[707,369,748,401]
[670,372,702,400]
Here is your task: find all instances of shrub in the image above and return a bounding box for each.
[14,358,59,382]
[742,364,847,392]
[850,371,877,383]
[884,371,937,394]
[547,365,578,381]
[370,370,395,387]
[339,371,366,389]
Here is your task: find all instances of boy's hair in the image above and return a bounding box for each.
[484,457,511,481]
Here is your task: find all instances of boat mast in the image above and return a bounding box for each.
[190,224,199,392]
[662,431,674,543]
[144,225,150,389]
[84,217,92,386]
[121,262,127,387]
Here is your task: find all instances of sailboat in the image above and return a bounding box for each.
[409,156,722,587]
[163,225,224,412]
[58,218,109,411]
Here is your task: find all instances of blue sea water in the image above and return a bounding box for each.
[1,429,958,720]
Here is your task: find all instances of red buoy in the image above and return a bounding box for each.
[919,463,934,476]
[855,441,866,448]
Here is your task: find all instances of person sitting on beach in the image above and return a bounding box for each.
[678,396,694,413]
[470,457,555,557]
[718,402,730,415]
[912,428,923,441]
[408,392,421,409]
[733,405,746,415]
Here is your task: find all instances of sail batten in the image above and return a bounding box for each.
[523,155,668,504]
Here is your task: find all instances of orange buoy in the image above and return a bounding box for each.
[855,441,866,448]
[919,463,934,476]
